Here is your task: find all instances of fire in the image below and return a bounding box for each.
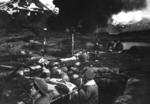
[112,11,143,25]
[111,0,150,25]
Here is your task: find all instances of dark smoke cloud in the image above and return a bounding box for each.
[0,0,147,32]
[122,0,147,11]
[52,0,148,31]
[54,0,123,27]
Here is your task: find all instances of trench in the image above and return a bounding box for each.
[95,73,128,104]
[0,28,150,104]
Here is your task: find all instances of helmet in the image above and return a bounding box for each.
[52,62,60,66]
[84,69,95,80]
[75,62,81,66]
[72,74,79,80]
[51,66,59,74]
[52,66,58,71]
[61,66,68,72]
[70,67,79,72]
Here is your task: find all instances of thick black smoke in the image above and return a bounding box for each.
[2,0,145,32]
[52,0,122,31]
[52,0,147,31]
[122,0,147,11]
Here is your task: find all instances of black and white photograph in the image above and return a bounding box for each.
[0,0,150,104]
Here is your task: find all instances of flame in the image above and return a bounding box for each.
[112,11,143,25]
[111,0,150,25]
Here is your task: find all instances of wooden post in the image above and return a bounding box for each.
[72,33,74,55]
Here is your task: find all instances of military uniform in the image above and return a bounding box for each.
[72,68,99,104]
[79,80,99,104]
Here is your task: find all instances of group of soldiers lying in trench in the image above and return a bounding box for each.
[17,50,126,104]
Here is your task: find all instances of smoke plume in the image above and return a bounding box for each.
[121,0,146,11]
[111,0,150,25]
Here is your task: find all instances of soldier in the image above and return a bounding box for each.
[78,68,99,104]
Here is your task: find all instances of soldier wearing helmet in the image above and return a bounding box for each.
[78,68,99,104]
